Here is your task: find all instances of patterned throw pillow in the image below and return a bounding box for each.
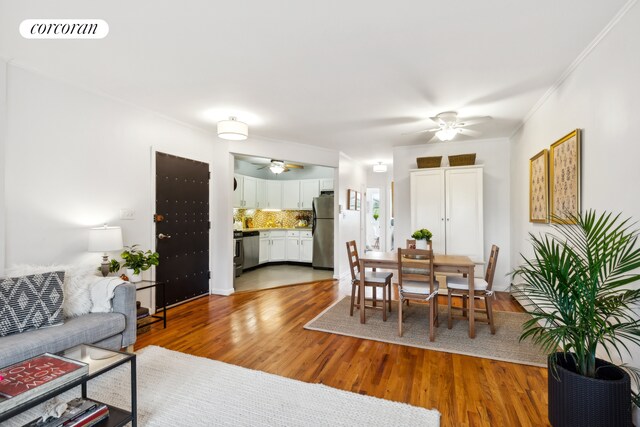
[0,271,65,336]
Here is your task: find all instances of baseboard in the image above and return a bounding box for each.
[211,287,235,296]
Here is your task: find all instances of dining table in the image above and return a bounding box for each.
[358,250,479,338]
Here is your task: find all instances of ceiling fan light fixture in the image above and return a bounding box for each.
[217,117,248,140]
[373,162,387,173]
[436,127,458,142]
[269,163,285,174]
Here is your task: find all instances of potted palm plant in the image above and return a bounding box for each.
[513,210,640,426]
[109,245,160,282]
[411,228,432,249]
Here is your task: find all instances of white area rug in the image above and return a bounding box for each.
[7,346,440,426]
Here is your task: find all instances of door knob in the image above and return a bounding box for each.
[158,233,172,240]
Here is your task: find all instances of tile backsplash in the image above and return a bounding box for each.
[234,209,312,229]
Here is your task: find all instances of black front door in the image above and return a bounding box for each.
[155,152,210,307]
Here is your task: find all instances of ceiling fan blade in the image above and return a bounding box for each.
[402,128,439,136]
[429,116,444,124]
[457,116,492,126]
[458,128,481,137]
[425,133,441,143]
[284,164,304,169]
[256,165,269,170]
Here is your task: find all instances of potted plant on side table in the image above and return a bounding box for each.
[109,244,160,283]
[411,228,433,249]
[513,210,640,427]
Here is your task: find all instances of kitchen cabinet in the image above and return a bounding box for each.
[256,179,266,209]
[269,238,286,261]
[282,181,300,210]
[234,174,257,208]
[259,232,269,264]
[320,179,334,191]
[265,180,282,209]
[286,231,300,261]
[300,230,313,262]
[300,180,319,209]
[410,166,484,264]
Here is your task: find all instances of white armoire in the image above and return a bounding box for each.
[410,166,484,265]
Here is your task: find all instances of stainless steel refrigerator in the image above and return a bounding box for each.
[312,194,334,269]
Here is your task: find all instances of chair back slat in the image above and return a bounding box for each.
[484,245,500,291]
[346,240,360,281]
[398,248,435,292]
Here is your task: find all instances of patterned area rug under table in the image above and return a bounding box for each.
[304,297,547,367]
[6,345,440,426]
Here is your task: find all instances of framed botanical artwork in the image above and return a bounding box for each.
[355,191,361,211]
[529,149,549,223]
[550,129,581,224]
[347,189,356,210]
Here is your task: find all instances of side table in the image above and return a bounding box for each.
[135,280,167,329]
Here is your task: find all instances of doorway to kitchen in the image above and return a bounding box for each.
[232,154,335,292]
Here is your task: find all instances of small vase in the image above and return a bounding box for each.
[416,240,428,250]
[126,268,142,283]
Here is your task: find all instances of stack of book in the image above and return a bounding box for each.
[23,398,109,427]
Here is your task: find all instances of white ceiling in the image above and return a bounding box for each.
[0,0,630,164]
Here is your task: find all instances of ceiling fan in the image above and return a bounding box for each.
[405,111,491,143]
[255,159,304,174]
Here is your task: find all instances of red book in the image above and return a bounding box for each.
[0,354,88,413]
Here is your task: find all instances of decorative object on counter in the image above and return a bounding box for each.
[295,213,310,227]
[513,210,640,427]
[108,244,159,283]
[529,149,549,223]
[411,228,432,249]
[448,153,476,167]
[550,129,581,224]
[88,225,123,277]
[416,156,442,169]
[217,116,248,140]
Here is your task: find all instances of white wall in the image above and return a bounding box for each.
[0,60,6,274]
[337,153,367,278]
[393,138,512,290]
[1,63,343,296]
[510,3,640,366]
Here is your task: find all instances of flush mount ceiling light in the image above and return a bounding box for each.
[217,117,248,140]
[373,162,387,173]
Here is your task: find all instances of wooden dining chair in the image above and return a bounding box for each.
[446,245,500,334]
[346,241,393,321]
[397,248,439,341]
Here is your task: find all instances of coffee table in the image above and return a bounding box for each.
[0,344,137,426]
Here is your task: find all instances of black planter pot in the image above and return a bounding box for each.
[548,352,631,427]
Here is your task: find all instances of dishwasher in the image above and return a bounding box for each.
[242,230,260,270]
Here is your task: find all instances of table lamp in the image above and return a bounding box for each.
[88,225,123,277]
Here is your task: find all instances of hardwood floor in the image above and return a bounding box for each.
[135,280,549,427]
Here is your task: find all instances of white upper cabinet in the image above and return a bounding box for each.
[265,180,282,209]
[242,176,257,209]
[282,181,301,210]
[255,179,266,209]
[320,179,334,191]
[300,180,319,210]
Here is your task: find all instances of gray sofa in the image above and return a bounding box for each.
[0,283,137,366]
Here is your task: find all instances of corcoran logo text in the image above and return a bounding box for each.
[20,19,109,39]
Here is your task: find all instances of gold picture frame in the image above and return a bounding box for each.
[550,129,581,224]
[529,149,549,223]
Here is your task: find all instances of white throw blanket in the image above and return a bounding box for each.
[90,277,126,313]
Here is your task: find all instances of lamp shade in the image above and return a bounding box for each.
[217,117,248,140]
[373,163,387,173]
[88,225,123,252]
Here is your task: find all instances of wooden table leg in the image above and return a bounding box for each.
[360,260,366,324]
[468,265,475,338]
